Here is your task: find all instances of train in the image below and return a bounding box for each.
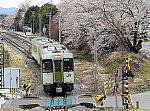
[31,37,74,93]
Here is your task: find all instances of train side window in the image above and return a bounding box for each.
[63,58,74,72]
[33,44,37,53]
[42,60,53,72]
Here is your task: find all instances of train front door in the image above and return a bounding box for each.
[54,60,62,82]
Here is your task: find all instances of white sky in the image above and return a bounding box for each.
[0,0,60,8]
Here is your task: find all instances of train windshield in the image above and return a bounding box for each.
[63,58,74,72]
[42,60,53,72]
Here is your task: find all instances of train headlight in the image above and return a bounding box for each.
[54,55,61,59]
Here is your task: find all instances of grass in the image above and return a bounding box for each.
[72,43,92,61]
[73,47,150,79]
[85,50,150,94]
[98,51,132,74]
[4,50,10,67]
[137,58,150,80]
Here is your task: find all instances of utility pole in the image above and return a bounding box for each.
[32,11,35,34]
[114,70,118,111]
[39,14,42,36]
[49,0,53,4]
[58,14,61,43]
[93,29,98,92]
[23,17,25,33]
[46,12,52,39]
[13,22,15,31]
[14,17,17,31]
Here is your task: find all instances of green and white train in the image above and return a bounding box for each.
[31,37,74,93]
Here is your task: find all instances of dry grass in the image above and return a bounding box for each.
[4,44,37,93]
[74,50,150,95]
[74,59,94,91]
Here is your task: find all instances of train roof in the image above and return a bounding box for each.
[31,37,58,45]
[32,37,72,55]
[40,42,71,55]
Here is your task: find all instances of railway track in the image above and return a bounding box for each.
[5,31,31,46]
[1,31,31,56]
[0,31,100,110]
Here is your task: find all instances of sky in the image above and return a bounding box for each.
[0,0,60,8]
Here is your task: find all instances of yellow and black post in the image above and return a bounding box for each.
[122,57,135,110]
[96,94,106,110]
[122,76,129,109]
[25,83,31,96]
[23,83,31,96]
[0,43,4,89]
[126,57,131,71]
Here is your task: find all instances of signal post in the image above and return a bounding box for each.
[122,57,135,110]
[0,43,5,109]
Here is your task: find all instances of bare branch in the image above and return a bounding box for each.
[18,0,31,12]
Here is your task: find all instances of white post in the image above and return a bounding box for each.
[58,15,61,43]
[49,0,53,4]
[43,25,46,37]
[0,94,1,109]
[93,29,98,92]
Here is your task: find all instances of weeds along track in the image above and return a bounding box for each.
[1,32,44,96]
[1,31,31,56]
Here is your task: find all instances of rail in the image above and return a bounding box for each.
[1,32,31,56]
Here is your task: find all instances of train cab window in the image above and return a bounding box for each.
[54,60,62,72]
[42,60,53,72]
[63,58,74,72]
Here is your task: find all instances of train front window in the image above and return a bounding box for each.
[63,58,74,72]
[54,60,61,72]
[42,60,53,72]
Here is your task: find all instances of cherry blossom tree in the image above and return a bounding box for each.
[58,0,150,55]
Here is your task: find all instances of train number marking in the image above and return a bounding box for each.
[66,74,71,77]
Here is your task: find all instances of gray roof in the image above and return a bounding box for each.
[40,42,71,55]
[31,37,72,55]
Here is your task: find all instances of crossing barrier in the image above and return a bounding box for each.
[104,80,115,95]
[96,95,106,109]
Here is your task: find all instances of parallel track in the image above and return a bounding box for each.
[5,31,31,46]
[1,31,31,56]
